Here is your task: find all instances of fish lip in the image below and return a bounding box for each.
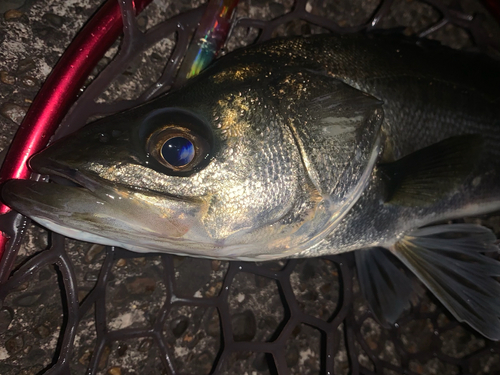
[30,154,105,197]
[28,152,199,204]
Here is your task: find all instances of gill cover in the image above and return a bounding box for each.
[265,70,383,254]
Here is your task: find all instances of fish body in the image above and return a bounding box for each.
[3,33,500,339]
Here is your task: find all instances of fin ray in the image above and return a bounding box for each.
[355,247,414,325]
[393,224,500,340]
[381,135,483,206]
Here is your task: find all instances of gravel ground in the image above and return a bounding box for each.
[1,1,500,375]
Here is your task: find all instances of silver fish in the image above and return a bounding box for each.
[3,33,500,339]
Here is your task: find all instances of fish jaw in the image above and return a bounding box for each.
[1,171,218,256]
[1,178,302,260]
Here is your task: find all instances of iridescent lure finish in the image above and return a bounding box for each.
[176,0,239,84]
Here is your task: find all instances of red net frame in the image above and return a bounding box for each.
[0,0,499,374]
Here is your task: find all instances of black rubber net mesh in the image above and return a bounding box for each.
[0,0,500,374]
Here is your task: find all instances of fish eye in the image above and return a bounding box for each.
[161,136,195,167]
[147,125,210,172]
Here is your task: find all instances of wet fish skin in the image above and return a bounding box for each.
[4,33,500,257]
[3,33,500,339]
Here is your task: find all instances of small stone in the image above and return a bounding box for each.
[0,307,14,333]
[116,258,127,267]
[16,58,36,74]
[136,15,147,28]
[170,316,189,338]
[231,310,256,342]
[21,76,36,87]
[107,367,121,375]
[0,102,27,125]
[0,71,15,85]
[33,324,50,339]
[131,257,146,265]
[211,260,221,271]
[42,12,64,28]
[206,309,220,337]
[138,339,153,352]
[17,281,29,291]
[150,52,163,62]
[204,285,218,298]
[85,244,105,263]
[14,292,42,307]
[117,343,127,357]
[79,349,92,365]
[5,333,24,354]
[4,9,23,20]
[125,277,156,295]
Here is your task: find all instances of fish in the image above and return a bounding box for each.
[3,33,500,339]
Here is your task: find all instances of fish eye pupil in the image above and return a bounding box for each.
[161,136,195,167]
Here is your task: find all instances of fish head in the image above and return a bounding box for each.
[3,64,383,260]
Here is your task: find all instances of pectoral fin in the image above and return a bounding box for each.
[392,224,500,340]
[355,247,414,325]
[380,135,483,206]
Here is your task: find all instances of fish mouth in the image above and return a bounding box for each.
[1,154,205,254]
[2,155,109,215]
